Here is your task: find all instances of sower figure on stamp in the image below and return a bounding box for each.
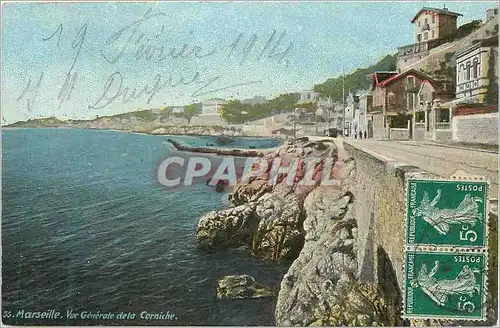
[412,190,482,235]
[411,260,481,307]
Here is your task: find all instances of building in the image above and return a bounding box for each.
[316,97,334,121]
[397,6,462,70]
[486,7,498,22]
[412,6,462,43]
[352,90,369,138]
[201,99,227,116]
[412,79,454,141]
[357,90,373,137]
[328,101,344,129]
[455,36,498,104]
[368,69,439,139]
[298,90,320,104]
[366,71,398,138]
[170,105,185,114]
[344,91,359,136]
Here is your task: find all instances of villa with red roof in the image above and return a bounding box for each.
[367,68,449,139]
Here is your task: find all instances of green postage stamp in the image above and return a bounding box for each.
[404,251,487,320]
[403,178,490,321]
[406,179,489,247]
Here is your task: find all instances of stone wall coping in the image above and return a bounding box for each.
[453,112,499,119]
[343,139,498,216]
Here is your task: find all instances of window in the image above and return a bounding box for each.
[417,34,422,42]
[473,58,479,79]
[431,30,435,38]
[466,62,471,80]
[408,93,415,110]
[407,76,415,89]
[424,32,428,40]
[425,18,428,24]
[439,108,450,122]
[388,92,396,108]
[431,15,435,23]
[418,20,421,27]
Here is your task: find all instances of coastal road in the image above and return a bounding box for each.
[342,138,499,202]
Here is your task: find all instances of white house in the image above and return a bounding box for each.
[354,90,372,137]
[455,36,498,103]
[201,99,227,116]
[171,105,185,114]
[298,90,320,104]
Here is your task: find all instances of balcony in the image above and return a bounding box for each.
[420,23,430,31]
[397,37,453,58]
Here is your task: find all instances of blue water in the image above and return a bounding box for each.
[2,128,288,326]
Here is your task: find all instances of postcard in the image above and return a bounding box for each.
[1,1,498,326]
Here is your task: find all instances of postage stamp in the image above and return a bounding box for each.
[2,1,498,327]
[403,251,488,320]
[406,179,489,247]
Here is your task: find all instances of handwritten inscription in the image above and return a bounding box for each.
[16,8,293,112]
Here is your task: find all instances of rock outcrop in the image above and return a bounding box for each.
[195,138,339,263]
[217,275,274,300]
[228,179,272,206]
[252,192,305,262]
[274,158,402,326]
[196,204,258,250]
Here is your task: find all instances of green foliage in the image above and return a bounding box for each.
[128,110,157,120]
[184,104,198,117]
[219,93,299,123]
[313,54,398,101]
[171,104,199,123]
[455,20,483,39]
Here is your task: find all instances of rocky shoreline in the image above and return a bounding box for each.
[194,138,400,326]
[5,121,284,140]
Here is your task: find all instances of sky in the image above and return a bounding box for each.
[1,1,497,124]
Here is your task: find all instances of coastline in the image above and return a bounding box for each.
[2,125,285,141]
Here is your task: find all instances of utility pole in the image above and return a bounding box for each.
[293,108,297,141]
[342,67,346,137]
[315,103,318,136]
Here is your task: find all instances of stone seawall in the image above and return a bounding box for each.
[343,142,437,289]
[343,139,498,325]
[273,139,497,325]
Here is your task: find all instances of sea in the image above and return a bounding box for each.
[1,128,288,326]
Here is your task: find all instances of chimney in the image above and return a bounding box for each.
[443,5,448,11]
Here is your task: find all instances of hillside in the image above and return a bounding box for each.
[313,54,398,100]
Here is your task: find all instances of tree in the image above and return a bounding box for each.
[218,93,301,123]
[183,104,198,124]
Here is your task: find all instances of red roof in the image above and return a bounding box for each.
[377,69,434,87]
[411,6,462,23]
